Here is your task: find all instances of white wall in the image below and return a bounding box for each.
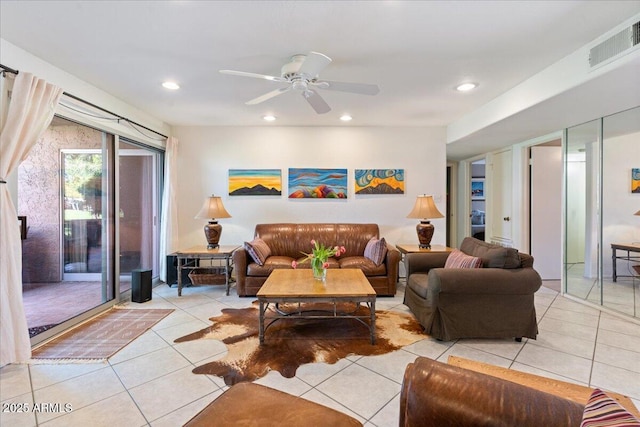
[172,126,447,248]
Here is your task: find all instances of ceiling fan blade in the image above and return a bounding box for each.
[302,89,331,114]
[220,69,287,83]
[298,51,332,78]
[314,80,380,95]
[246,87,291,105]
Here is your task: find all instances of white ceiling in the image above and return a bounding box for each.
[1,1,639,159]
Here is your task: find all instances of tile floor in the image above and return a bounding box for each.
[2,281,640,427]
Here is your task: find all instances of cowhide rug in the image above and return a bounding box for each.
[174,302,426,385]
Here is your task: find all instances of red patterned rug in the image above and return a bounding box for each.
[175,303,426,385]
[31,308,173,362]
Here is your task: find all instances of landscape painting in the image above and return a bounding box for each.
[229,169,282,196]
[633,168,640,193]
[288,168,347,198]
[355,169,404,194]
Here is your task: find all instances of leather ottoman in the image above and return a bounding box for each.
[183,382,362,427]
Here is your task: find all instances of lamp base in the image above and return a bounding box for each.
[416,221,435,249]
[204,221,222,249]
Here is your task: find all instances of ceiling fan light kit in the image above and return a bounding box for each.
[220,51,379,115]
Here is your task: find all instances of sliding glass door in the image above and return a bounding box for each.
[19,117,163,344]
[20,117,117,344]
[118,139,162,293]
[564,106,640,319]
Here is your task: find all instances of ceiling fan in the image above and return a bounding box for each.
[220,51,379,114]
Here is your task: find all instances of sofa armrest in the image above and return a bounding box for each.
[400,357,584,427]
[384,243,401,277]
[405,252,449,276]
[232,248,249,282]
[427,267,542,295]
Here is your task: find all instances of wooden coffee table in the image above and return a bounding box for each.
[257,269,377,345]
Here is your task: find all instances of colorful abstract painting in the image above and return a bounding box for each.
[229,169,281,196]
[288,168,347,198]
[355,169,404,194]
[633,168,640,193]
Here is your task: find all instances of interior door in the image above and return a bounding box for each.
[531,145,562,279]
[490,150,513,244]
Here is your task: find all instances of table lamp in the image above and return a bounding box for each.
[407,195,444,249]
[195,195,231,249]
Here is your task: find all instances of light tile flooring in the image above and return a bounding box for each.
[2,281,640,427]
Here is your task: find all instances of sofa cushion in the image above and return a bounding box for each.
[364,237,387,266]
[580,388,640,426]
[444,249,483,269]
[294,257,340,269]
[339,256,387,276]
[244,238,271,266]
[459,237,521,269]
[247,256,294,276]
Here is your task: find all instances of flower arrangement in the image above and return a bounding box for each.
[292,239,346,280]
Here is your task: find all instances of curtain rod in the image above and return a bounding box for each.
[0,63,168,140]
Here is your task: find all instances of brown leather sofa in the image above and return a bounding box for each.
[400,357,586,427]
[233,223,400,296]
[403,237,541,341]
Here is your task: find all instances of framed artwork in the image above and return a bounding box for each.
[632,168,640,193]
[355,169,404,194]
[228,169,282,196]
[288,168,347,198]
[471,178,485,200]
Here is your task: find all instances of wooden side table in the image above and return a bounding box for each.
[395,244,454,255]
[172,245,239,296]
[611,243,640,282]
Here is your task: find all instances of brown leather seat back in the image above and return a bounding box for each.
[254,224,300,258]
[337,224,379,257]
[294,224,338,257]
[254,223,379,259]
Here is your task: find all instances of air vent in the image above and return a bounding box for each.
[589,21,640,68]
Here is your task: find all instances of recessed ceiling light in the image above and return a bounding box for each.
[263,115,277,122]
[162,81,180,90]
[340,114,352,122]
[456,82,477,92]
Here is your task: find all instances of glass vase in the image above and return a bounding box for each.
[312,259,327,282]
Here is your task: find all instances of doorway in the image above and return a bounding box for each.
[470,159,486,241]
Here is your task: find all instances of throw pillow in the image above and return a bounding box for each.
[364,237,387,266]
[444,249,483,269]
[244,238,271,266]
[580,388,640,426]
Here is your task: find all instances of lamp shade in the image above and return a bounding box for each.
[195,195,231,220]
[407,195,444,219]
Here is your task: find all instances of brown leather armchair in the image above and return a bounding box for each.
[400,357,585,427]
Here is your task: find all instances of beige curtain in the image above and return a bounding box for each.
[159,137,179,282]
[0,72,63,366]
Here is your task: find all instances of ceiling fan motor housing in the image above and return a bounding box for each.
[281,54,306,79]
